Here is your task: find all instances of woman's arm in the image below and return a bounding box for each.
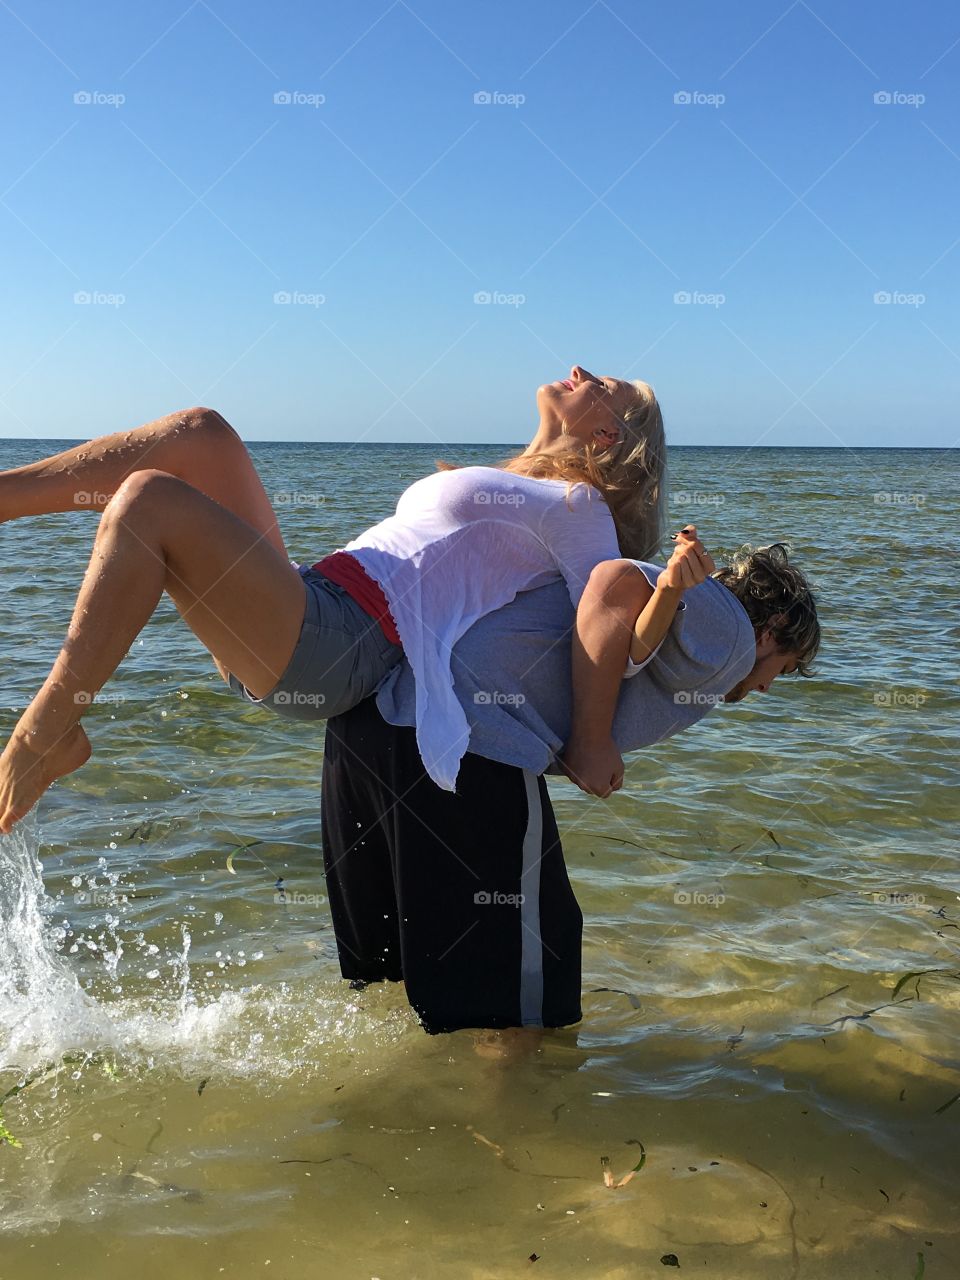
[631,527,715,664]
[559,528,714,798]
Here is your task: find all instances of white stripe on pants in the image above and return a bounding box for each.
[519,769,544,1026]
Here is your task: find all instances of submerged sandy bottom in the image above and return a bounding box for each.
[1,809,957,1280]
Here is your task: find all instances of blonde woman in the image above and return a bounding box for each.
[0,366,670,832]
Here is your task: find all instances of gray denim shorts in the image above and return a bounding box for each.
[227,564,403,720]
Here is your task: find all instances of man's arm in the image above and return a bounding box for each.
[560,528,714,798]
[560,559,652,797]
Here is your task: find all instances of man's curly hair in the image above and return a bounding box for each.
[713,542,821,675]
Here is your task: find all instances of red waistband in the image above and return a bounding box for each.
[311,552,401,647]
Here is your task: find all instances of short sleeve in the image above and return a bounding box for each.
[623,640,665,678]
[621,560,686,679]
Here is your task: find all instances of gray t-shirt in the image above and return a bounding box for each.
[375,561,756,777]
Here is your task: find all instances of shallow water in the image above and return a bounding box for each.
[0,440,958,1278]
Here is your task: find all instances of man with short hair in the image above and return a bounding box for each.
[320,540,820,1035]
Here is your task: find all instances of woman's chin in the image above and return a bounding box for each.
[537,383,573,423]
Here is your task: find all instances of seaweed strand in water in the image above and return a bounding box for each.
[891,969,954,1000]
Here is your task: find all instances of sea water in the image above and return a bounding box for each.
[0,441,957,1277]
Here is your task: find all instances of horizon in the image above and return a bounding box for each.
[1,437,955,451]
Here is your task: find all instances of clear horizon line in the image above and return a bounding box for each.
[0,437,955,450]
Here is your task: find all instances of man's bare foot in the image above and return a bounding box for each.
[473,1027,544,1062]
[0,722,91,834]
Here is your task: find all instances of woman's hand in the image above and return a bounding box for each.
[558,735,624,798]
[657,524,716,593]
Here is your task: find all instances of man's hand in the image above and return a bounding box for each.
[657,524,716,593]
[558,735,624,798]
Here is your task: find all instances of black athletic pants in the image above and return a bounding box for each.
[320,695,583,1034]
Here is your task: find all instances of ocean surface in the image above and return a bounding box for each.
[0,440,958,1279]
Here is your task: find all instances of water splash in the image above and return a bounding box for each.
[0,814,115,1065]
[0,816,413,1087]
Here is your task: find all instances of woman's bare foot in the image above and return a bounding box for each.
[0,722,91,833]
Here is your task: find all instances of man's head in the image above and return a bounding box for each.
[713,543,821,703]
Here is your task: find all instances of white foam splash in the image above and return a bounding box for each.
[0,814,117,1066]
[0,815,413,1085]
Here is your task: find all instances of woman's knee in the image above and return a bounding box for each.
[176,406,241,450]
[102,468,188,525]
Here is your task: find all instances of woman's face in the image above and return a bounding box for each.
[537,365,649,449]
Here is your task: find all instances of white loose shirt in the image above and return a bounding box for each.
[343,466,627,791]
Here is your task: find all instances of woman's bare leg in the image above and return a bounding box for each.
[0,468,307,833]
[0,406,288,682]
[0,405,286,554]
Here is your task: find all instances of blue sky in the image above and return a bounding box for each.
[0,1,957,446]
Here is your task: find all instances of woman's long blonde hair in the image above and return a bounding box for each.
[440,381,667,561]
